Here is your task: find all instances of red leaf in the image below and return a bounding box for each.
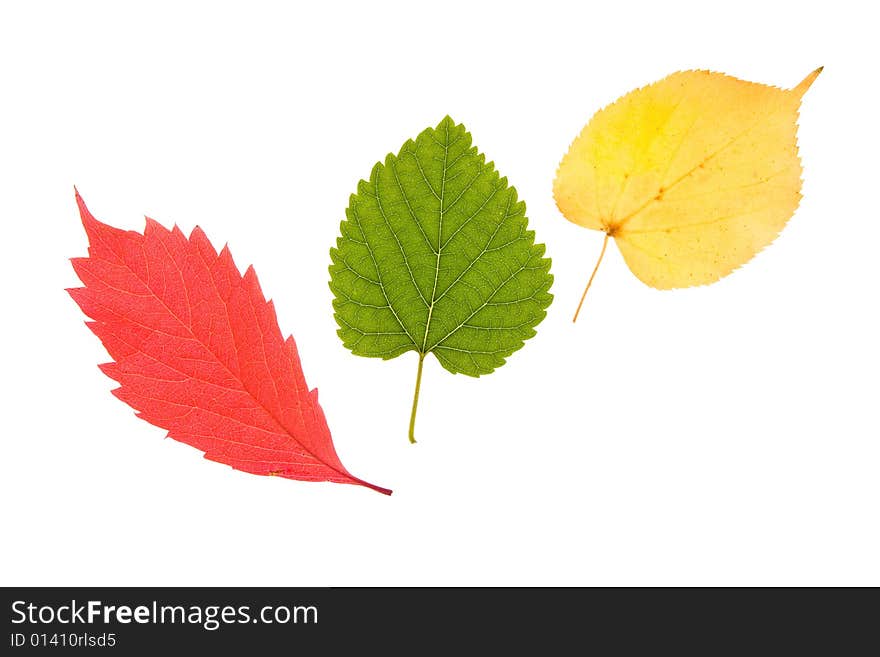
[67,191,390,495]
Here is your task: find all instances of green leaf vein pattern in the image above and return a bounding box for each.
[329,116,553,441]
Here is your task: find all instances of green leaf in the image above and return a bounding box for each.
[329,116,553,442]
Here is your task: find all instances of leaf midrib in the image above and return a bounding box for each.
[420,119,450,354]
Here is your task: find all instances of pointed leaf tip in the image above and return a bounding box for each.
[74,188,89,217]
[794,67,823,98]
[437,115,460,132]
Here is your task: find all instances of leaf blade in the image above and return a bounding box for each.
[69,191,390,494]
[554,68,820,292]
[330,116,553,378]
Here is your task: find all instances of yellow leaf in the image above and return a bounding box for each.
[553,68,822,321]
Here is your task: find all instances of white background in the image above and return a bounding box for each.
[1,0,877,586]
